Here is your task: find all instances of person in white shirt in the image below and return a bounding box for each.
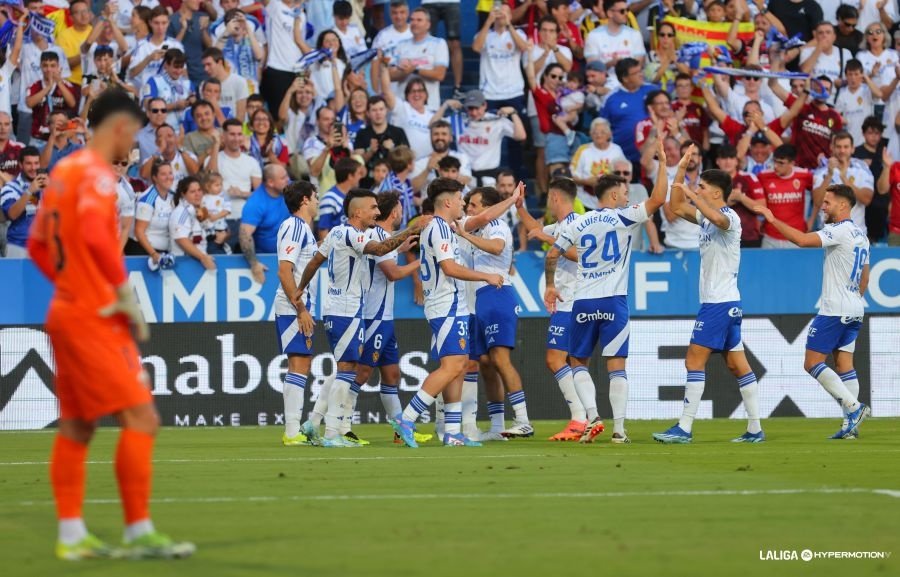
[583,0,646,92]
[381,64,438,160]
[0,12,24,118]
[544,139,670,444]
[473,4,529,108]
[140,49,193,130]
[127,6,184,93]
[112,154,136,251]
[130,160,175,259]
[812,131,875,233]
[205,119,262,243]
[201,47,250,122]
[262,0,311,120]
[754,184,872,439]
[834,59,882,146]
[388,8,448,108]
[420,0,463,96]
[168,175,215,269]
[331,1,368,58]
[411,119,473,192]
[659,138,702,249]
[570,117,625,209]
[653,146,764,445]
[856,0,898,33]
[372,0,413,93]
[800,22,854,103]
[855,22,899,102]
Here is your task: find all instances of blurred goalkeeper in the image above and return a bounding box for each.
[28,89,195,561]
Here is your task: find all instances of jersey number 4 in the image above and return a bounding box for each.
[580,231,620,269]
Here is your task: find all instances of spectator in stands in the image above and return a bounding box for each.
[332,1,367,57]
[645,21,684,93]
[701,79,801,147]
[372,1,413,91]
[303,107,349,191]
[525,58,575,182]
[600,58,656,180]
[319,157,362,238]
[389,8,449,106]
[208,0,267,46]
[26,51,80,145]
[202,47,250,125]
[212,9,265,90]
[140,124,200,186]
[246,109,289,170]
[713,66,779,124]
[39,112,84,172]
[812,131,874,232]
[381,62,438,160]
[354,95,410,175]
[113,153,136,251]
[81,47,138,112]
[199,171,232,254]
[856,0,897,33]
[0,113,24,186]
[169,0,208,84]
[570,118,625,209]
[207,118,263,244]
[447,89,526,185]
[767,71,843,169]
[411,119,473,192]
[338,88,369,150]
[308,31,348,103]
[800,22,853,92]
[855,117,889,242]
[584,0,646,93]
[279,77,320,159]
[660,139,701,250]
[548,0,584,61]
[635,90,685,155]
[474,5,529,115]
[879,150,900,245]
[131,160,176,260]
[240,164,292,283]
[834,5,864,57]
[835,60,882,146]
[184,100,221,166]
[169,176,216,270]
[614,156,663,254]
[856,22,899,95]
[377,145,418,226]
[671,73,710,149]
[738,128,782,176]
[756,144,815,248]
[138,97,169,164]
[141,48,194,130]
[262,0,311,120]
[0,147,45,258]
[128,6,184,93]
[767,0,823,43]
[716,144,766,248]
[182,79,232,133]
[0,11,24,121]
[420,0,463,98]
[57,0,93,85]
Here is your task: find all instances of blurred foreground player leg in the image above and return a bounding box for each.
[273,181,322,446]
[753,185,871,438]
[650,152,763,444]
[28,89,194,560]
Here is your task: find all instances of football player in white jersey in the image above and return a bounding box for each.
[353,191,433,445]
[544,138,669,444]
[391,178,505,448]
[456,187,533,439]
[273,181,320,446]
[753,185,872,439]
[294,189,426,447]
[515,177,588,441]
[652,145,765,444]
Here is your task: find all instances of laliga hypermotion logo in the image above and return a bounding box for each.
[0,328,59,429]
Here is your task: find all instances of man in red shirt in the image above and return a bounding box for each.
[672,73,710,149]
[548,0,584,62]
[716,144,766,247]
[768,75,843,169]
[0,112,24,183]
[25,52,80,144]
[879,151,900,246]
[756,144,815,248]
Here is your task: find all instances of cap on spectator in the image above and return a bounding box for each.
[464,90,486,108]
[333,0,352,18]
[861,116,885,133]
[586,61,607,73]
[750,132,769,145]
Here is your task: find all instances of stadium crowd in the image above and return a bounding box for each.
[2,0,900,267]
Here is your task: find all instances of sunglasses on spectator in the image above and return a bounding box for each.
[113,160,129,167]
[150,108,167,113]
[613,170,631,176]
[866,29,883,36]
[841,19,857,27]
[742,77,762,82]
[549,74,564,80]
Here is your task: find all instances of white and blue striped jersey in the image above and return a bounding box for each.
[140,72,192,130]
[134,186,174,252]
[457,215,478,313]
[318,186,347,232]
[363,226,398,322]
[816,220,869,318]
[168,203,206,256]
[274,216,319,317]
[420,215,468,320]
[0,174,37,247]
[318,224,376,317]
[697,207,741,304]
[544,211,580,313]
[555,204,649,300]
[473,218,513,290]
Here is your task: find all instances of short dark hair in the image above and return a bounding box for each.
[773,144,797,160]
[594,174,627,199]
[430,119,451,132]
[836,4,858,20]
[861,116,885,133]
[603,0,625,11]
[548,0,569,11]
[335,157,361,184]
[247,94,266,106]
[680,139,701,153]
[367,95,387,109]
[150,159,172,181]
[437,156,461,171]
[845,59,864,73]
[538,15,559,32]
[222,118,243,132]
[202,47,225,63]
[191,99,214,117]
[20,146,40,162]
[376,191,401,221]
[832,130,854,146]
[284,180,317,213]
[496,169,516,181]
[614,57,640,83]
[343,188,378,218]
[40,51,59,64]
[548,177,576,198]
[87,88,144,128]
[163,48,186,66]
[333,0,352,17]
[700,169,733,200]
[174,176,201,206]
[427,177,464,203]
[717,144,738,159]
[468,187,502,207]
[644,89,670,111]
[827,184,856,207]
[149,6,169,20]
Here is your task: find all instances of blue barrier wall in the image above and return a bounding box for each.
[2,248,899,324]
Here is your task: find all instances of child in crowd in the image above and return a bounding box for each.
[553,70,586,147]
[199,171,232,254]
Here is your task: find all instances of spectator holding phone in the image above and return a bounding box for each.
[1,147,45,258]
[39,112,85,172]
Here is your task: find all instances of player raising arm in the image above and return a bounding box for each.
[652,144,765,444]
[542,137,669,445]
[753,185,871,439]
[28,89,194,561]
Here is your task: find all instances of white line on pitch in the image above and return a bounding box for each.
[12,487,900,507]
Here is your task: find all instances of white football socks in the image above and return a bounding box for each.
[809,363,859,413]
[608,370,628,435]
[282,373,307,438]
[572,366,598,421]
[678,371,705,433]
[737,372,762,434]
[309,372,335,426]
[554,365,586,421]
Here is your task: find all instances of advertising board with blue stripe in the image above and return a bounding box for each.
[1,249,899,324]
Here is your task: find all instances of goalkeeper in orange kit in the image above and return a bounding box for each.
[28,89,194,561]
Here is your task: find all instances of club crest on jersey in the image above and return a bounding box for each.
[359,344,364,355]
[459,338,466,349]
[793,179,801,189]
[306,337,313,349]
[372,351,380,363]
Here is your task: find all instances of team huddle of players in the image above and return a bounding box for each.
[275,136,873,448]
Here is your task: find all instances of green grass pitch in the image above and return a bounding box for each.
[1,418,898,577]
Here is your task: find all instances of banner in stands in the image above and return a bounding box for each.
[1,249,899,324]
[2,317,897,430]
